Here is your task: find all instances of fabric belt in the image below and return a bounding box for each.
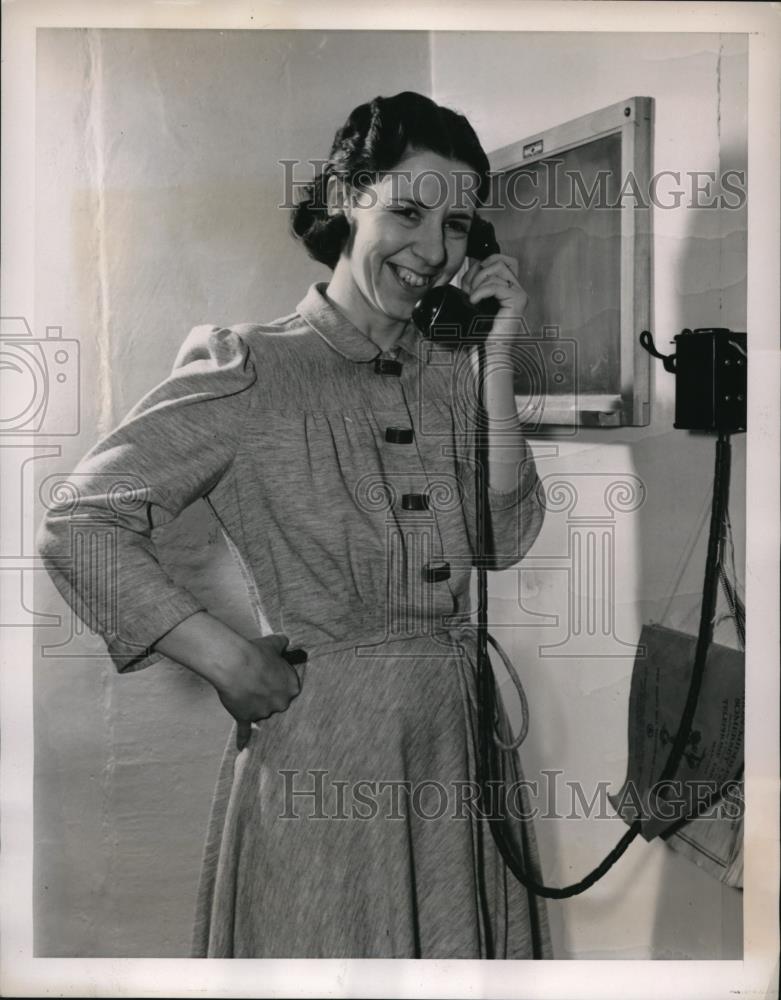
[289,622,530,753]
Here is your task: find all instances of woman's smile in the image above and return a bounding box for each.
[386,261,438,293]
[325,147,479,348]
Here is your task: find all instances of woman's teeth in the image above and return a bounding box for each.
[391,264,432,289]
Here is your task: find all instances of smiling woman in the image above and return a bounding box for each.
[36,90,550,959]
[323,148,478,347]
[328,150,475,338]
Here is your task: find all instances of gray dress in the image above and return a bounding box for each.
[37,281,553,959]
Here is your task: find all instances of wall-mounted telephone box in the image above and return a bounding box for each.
[673,328,747,434]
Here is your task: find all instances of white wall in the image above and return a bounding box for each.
[432,31,746,958]
[33,27,745,959]
[33,27,431,957]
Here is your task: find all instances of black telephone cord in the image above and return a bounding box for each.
[473,340,734,904]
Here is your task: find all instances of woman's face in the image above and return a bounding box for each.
[329,147,481,330]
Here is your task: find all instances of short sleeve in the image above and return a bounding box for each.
[36,324,258,673]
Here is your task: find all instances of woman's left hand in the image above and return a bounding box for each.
[461,253,528,341]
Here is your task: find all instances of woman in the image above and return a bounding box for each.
[37,91,552,959]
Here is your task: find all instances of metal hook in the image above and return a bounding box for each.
[639,330,677,373]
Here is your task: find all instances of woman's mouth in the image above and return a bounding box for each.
[388,263,436,293]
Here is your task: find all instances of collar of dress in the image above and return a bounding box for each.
[296,281,427,364]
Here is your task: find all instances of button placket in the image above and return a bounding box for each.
[358,345,459,643]
[395,360,458,593]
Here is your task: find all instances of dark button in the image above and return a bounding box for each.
[282,647,308,666]
[402,493,429,511]
[374,358,403,376]
[385,426,414,444]
[422,561,451,583]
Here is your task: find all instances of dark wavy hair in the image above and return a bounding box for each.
[290,91,491,269]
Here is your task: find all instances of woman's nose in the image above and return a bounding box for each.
[412,225,447,270]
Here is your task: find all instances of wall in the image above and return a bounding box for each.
[431,31,746,958]
[33,27,431,957]
[33,27,745,959]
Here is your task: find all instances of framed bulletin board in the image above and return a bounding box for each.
[487,96,653,429]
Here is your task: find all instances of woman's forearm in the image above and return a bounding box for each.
[152,610,257,689]
[481,341,527,494]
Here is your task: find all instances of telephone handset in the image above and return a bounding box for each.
[411,216,502,344]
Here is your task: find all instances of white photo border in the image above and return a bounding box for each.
[2,2,778,998]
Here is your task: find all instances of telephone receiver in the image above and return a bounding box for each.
[411,216,502,345]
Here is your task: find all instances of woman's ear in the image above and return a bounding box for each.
[326,176,352,220]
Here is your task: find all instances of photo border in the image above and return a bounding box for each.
[2,2,778,997]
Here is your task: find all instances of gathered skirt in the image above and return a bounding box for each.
[190,628,553,959]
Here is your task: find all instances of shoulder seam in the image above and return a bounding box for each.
[227,330,261,469]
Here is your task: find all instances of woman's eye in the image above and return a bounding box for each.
[390,208,468,235]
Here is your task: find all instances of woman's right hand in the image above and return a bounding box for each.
[212,633,302,743]
[151,614,302,748]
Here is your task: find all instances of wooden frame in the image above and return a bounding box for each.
[488,97,654,428]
